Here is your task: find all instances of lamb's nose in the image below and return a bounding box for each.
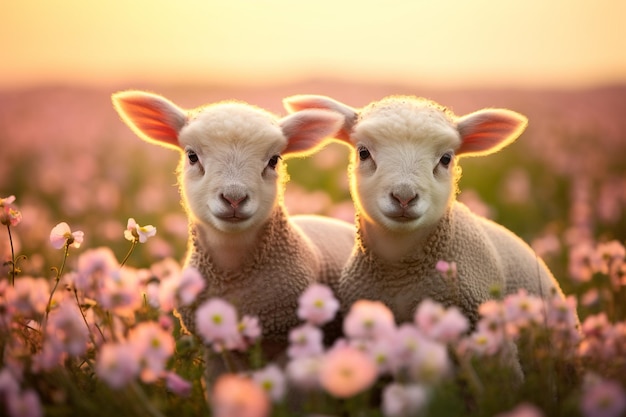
[391,191,418,208]
[221,193,248,209]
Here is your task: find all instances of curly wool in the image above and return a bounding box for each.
[176,207,320,344]
[339,201,563,325]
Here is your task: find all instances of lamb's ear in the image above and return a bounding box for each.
[279,109,344,157]
[112,90,187,150]
[456,109,528,157]
[283,95,356,142]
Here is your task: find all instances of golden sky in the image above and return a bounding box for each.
[2,0,625,89]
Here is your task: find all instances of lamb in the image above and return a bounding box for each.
[112,91,355,359]
[283,94,570,326]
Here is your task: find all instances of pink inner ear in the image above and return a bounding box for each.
[280,109,344,157]
[283,95,356,143]
[457,109,528,157]
[113,91,187,149]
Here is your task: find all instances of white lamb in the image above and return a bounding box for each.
[284,94,570,325]
[112,91,355,358]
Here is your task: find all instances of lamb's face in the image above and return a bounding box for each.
[178,104,287,233]
[350,100,461,232]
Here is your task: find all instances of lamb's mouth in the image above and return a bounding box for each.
[388,213,419,223]
[215,211,251,223]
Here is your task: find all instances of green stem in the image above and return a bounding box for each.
[43,243,70,332]
[119,239,138,267]
[7,224,16,285]
[73,287,99,346]
[129,381,166,417]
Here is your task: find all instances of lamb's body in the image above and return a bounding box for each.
[341,201,561,324]
[284,94,571,327]
[178,208,354,345]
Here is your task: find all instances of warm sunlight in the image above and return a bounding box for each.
[3,0,625,88]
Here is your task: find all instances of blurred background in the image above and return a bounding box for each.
[1,0,625,298]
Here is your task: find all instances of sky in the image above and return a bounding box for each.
[2,0,626,89]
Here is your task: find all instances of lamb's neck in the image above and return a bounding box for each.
[357,213,447,263]
[190,219,267,272]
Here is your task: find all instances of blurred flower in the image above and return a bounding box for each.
[414,299,469,343]
[495,402,544,417]
[5,277,50,316]
[211,374,270,417]
[45,302,90,357]
[362,337,396,375]
[319,345,377,398]
[581,378,626,417]
[286,356,322,391]
[124,218,157,243]
[252,364,287,403]
[392,324,427,366]
[288,323,324,359]
[406,338,451,384]
[74,247,120,294]
[97,268,142,318]
[164,372,192,397]
[96,343,140,389]
[6,388,43,417]
[0,195,22,227]
[49,222,84,249]
[569,243,600,283]
[435,260,457,280]
[177,267,205,306]
[239,315,262,346]
[503,289,545,336]
[128,322,175,383]
[578,313,614,359]
[382,383,428,417]
[343,299,396,341]
[195,298,243,351]
[297,284,339,326]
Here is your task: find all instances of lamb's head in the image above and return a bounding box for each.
[113,90,343,234]
[284,95,527,234]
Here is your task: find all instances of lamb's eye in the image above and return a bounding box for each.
[358,146,371,161]
[187,150,199,165]
[267,154,281,169]
[439,153,452,168]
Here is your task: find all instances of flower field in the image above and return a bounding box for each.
[1,82,626,416]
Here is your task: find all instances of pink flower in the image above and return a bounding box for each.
[5,277,50,316]
[75,247,120,293]
[319,345,377,398]
[392,324,428,367]
[124,218,157,243]
[177,267,205,306]
[503,289,545,336]
[581,378,626,417]
[6,389,43,417]
[288,323,324,359]
[45,302,90,357]
[414,299,469,343]
[0,195,22,227]
[286,356,322,390]
[164,372,192,397]
[239,315,262,345]
[128,322,175,383]
[211,374,270,417]
[382,383,428,417]
[297,284,340,326]
[96,343,140,389]
[462,326,505,357]
[495,402,544,417]
[362,337,396,375]
[252,364,287,402]
[343,299,396,341]
[569,243,599,283]
[195,298,243,351]
[406,338,451,384]
[50,222,84,249]
[435,260,457,279]
[97,268,142,318]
